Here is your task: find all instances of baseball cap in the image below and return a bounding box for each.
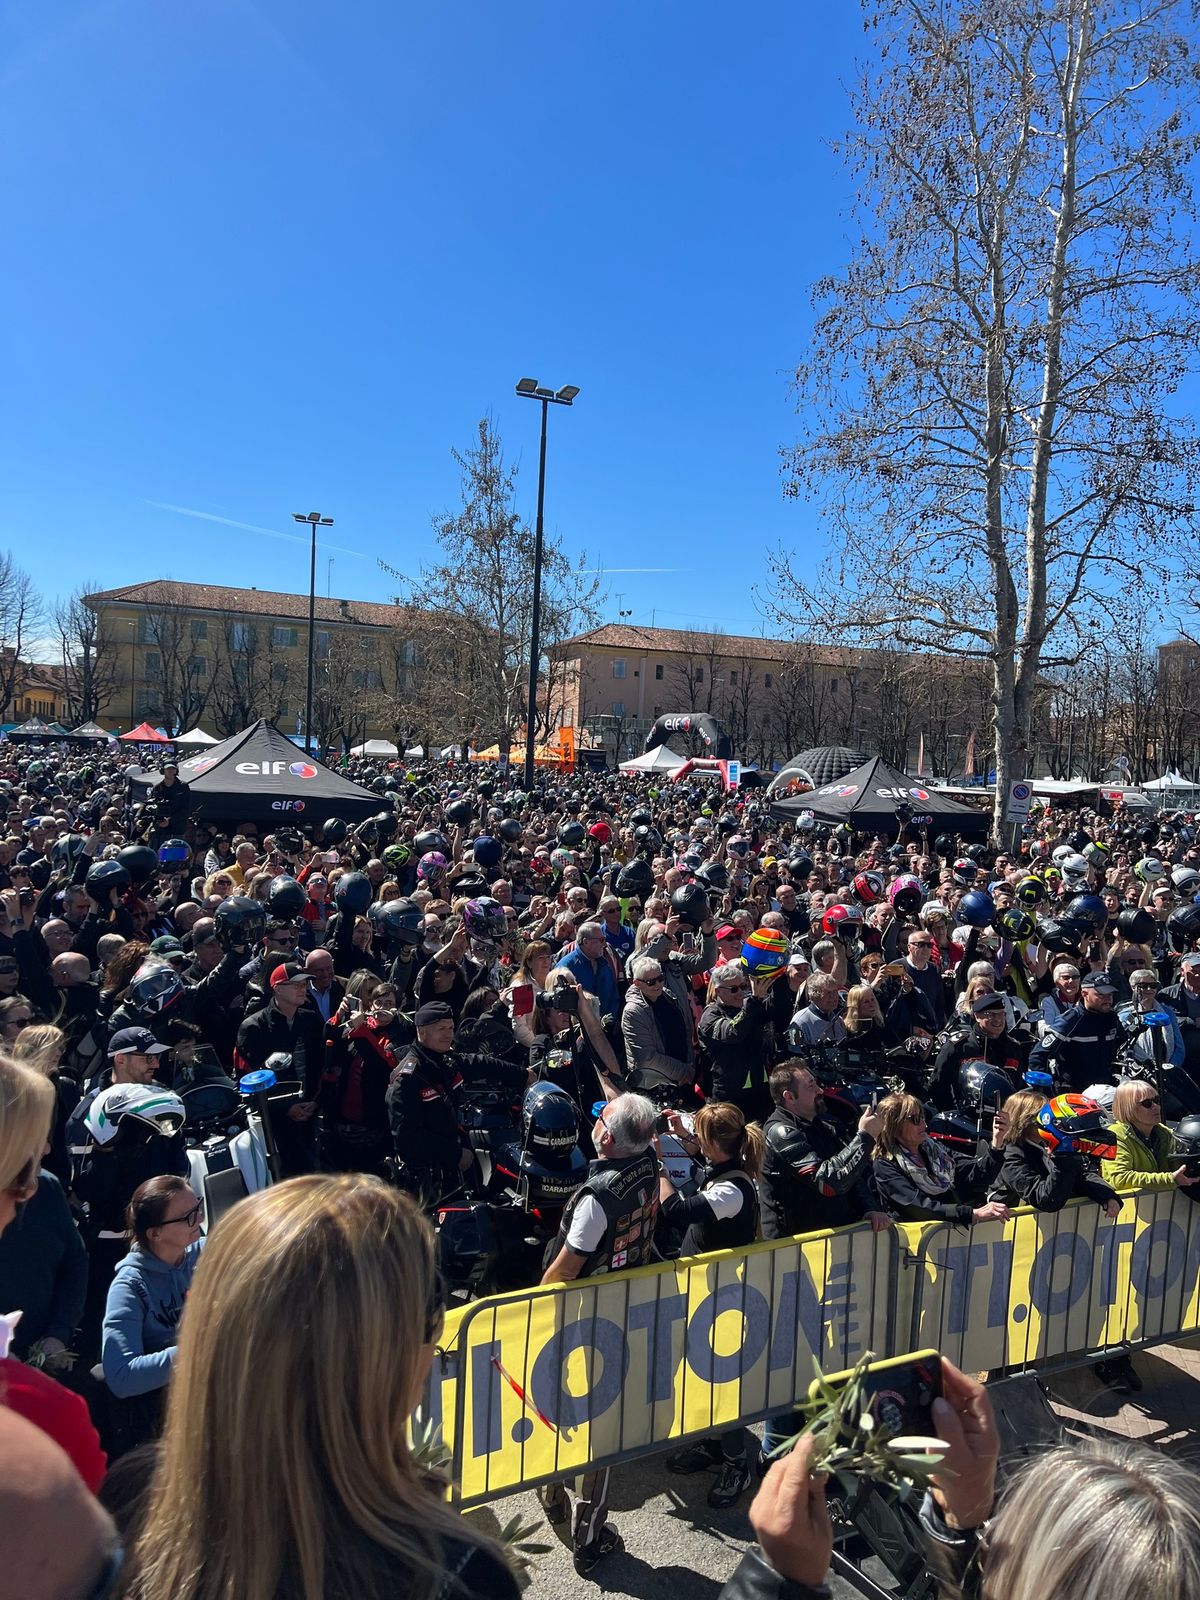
[269,961,308,989]
[715,924,740,942]
[1080,972,1117,993]
[149,936,187,964]
[107,1026,170,1058]
[1181,952,1200,970]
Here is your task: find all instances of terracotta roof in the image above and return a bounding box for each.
[83,579,402,629]
[556,623,861,667]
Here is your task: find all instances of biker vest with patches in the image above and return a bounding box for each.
[554,1149,660,1276]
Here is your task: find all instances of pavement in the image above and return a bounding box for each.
[461,1336,1200,1600]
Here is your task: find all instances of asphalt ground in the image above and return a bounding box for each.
[461,1339,1200,1600]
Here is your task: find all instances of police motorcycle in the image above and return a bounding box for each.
[1086,1009,1200,1122]
[180,1052,304,1231]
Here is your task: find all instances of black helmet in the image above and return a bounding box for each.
[117,843,158,886]
[413,829,450,859]
[334,871,373,916]
[634,823,663,854]
[521,1081,581,1164]
[127,961,184,1016]
[321,817,348,844]
[694,860,728,892]
[366,810,397,844]
[273,826,304,856]
[50,833,86,870]
[1174,1114,1200,1157]
[932,832,956,862]
[1116,906,1156,944]
[1167,904,1200,950]
[367,897,423,946]
[214,895,267,953]
[557,819,586,849]
[959,1062,1019,1113]
[85,858,131,904]
[497,817,523,845]
[670,882,710,928]
[629,807,653,831]
[267,875,307,919]
[1034,916,1080,955]
[156,837,192,870]
[787,853,815,881]
[615,858,655,897]
[444,797,474,826]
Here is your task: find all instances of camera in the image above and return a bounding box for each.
[537,982,578,1016]
[17,887,34,906]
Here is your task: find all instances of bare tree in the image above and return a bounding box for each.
[54,583,119,724]
[207,616,299,735]
[770,0,1200,839]
[137,582,215,734]
[0,555,43,721]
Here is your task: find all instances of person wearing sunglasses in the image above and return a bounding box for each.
[699,961,774,1121]
[101,1175,204,1452]
[1102,1079,1200,1195]
[1118,968,1186,1071]
[621,957,694,1094]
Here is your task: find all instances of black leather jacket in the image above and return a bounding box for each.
[758,1107,874,1239]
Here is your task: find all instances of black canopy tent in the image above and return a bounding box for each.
[770,754,990,836]
[132,718,379,825]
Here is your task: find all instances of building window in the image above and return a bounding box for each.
[231,623,255,652]
[764,673,773,688]
[729,670,738,686]
[655,664,664,681]
[143,651,161,676]
[190,619,208,642]
[188,656,207,677]
[137,616,156,644]
[612,700,625,717]
[612,659,627,679]
[272,626,299,648]
[142,689,162,714]
[271,662,289,683]
[353,669,384,691]
[831,678,839,694]
[315,631,330,659]
[694,667,704,684]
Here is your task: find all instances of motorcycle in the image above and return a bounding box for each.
[181,1066,303,1232]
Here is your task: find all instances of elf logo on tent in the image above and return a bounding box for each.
[271,800,306,812]
[875,786,927,800]
[186,757,218,776]
[834,784,859,797]
[233,760,318,778]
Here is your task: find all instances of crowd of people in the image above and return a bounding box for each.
[2,735,1200,1591]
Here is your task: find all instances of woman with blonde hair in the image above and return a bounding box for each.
[11,1023,71,1187]
[1102,1077,1200,1193]
[657,1101,764,1508]
[0,1053,54,1238]
[126,1175,517,1600]
[842,982,893,1052]
[872,1091,1008,1225]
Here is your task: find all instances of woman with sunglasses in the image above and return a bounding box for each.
[1101,1079,1200,1194]
[872,1092,1009,1225]
[125,1176,517,1600]
[699,963,774,1121]
[102,1175,204,1454]
[1118,968,1186,1071]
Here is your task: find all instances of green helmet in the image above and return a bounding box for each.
[383,843,412,872]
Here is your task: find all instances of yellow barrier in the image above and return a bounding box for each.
[907,1186,1200,1373]
[421,1221,897,1507]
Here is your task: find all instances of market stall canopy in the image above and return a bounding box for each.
[771,754,990,835]
[120,722,171,744]
[619,744,688,775]
[1144,770,1200,793]
[6,717,52,741]
[132,718,379,824]
[174,728,219,747]
[351,738,399,758]
[70,721,111,741]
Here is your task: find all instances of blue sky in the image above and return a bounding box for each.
[1,0,864,639]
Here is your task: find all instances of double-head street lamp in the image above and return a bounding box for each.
[514,379,579,788]
[292,510,334,753]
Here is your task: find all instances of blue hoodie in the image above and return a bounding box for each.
[102,1239,202,1398]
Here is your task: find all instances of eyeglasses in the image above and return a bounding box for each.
[722,983,750,994]
[1134,981,1158,990]
[159,1200,205,1228]
[1137,1096,1161,1108]
[638,976,664,988]
[909,940,933,948]
[905,1113,927,1126]
[5,1016,30,1029]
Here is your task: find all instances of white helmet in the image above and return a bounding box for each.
[1052,844,1075,867]
[1061,852,1089,882]
[84,1083,185,1147]
[1172,865,1200,895]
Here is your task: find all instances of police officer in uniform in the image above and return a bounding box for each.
[1029,970,1128,1093]
[538,1092,660,1575]
[385,999,526,1204]
[928,989,1030,1110]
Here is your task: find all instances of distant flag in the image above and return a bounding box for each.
[964,729,977,778]
[916,733,926,776]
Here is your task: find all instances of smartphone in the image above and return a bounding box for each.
[810,1350,943,1441]
[882,961,906,978]
[511,981,535,1018]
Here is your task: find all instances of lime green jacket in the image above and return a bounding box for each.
[1101,1121,1181,1192]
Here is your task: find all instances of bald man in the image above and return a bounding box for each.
[0,1407,116,1600]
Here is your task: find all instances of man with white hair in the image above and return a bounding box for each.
[539,1090,660,1573]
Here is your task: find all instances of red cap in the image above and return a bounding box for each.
[715,924,739,941]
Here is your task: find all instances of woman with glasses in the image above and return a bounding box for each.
[622,957,694,1093]
[1102,1078,1200,1194]
[699,963,774,1121]
[102,1175,204,1453]
[1118,968,1186,1069]
[125,1176,517,1600]
[0,994,35,1045]
[872,1091,1009,1225]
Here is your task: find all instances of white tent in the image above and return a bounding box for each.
[618,744,688,775]
[174,727,218,747]
[1144,770,1199,792]
[351,738,399,758]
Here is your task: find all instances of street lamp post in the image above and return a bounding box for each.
[515,378,579,788]
[292,511,334,754]
[127,619,136,731]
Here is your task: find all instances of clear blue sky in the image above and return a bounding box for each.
[1,0,864,639]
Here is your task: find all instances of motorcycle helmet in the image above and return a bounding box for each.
[1065,893,1107,933]
[635,823,663,854]
[995,905,1036,942]
[1082,841,1110,868]
[1060,852,1089,885]
[463,896,508,943]
[670,882,710,928]
[413,829,451,860]
[695,860,729,892]
[1174,1113,1200,1158]
[615,858,655,898]
[1051,844,1075,867]
[951,858,977,886]
[471,835,503,871]
[1036,1094,1116,1161]
[334,871,374,914]
[214,894,267,952]
[932,832,956,862]
[959,889,997,928]
[742,926,789,978]
[888,874,924,916]
[497,817,524,845]
[549,847,575,873]
[156,837,191,871]
[851,869,885,906]
[84,1083,185,1146]
[521,1081,582,1162]
[117,843,158,886]
[369,897,423,946]
[588,821,612,846]
[1115,905,1155,944]
[1014,874,1044,908]
[1172,865,1200,896]
[416,851,448,884]
[1135,856,1166,884]
[821,903,861,938]
[557,820,586,849]
[321,817,348,845]
[629,807,653,831]
[787,854,814,881]
[726,834,750,859]
[85,858,131,904]
[959,1063,1021,1114]
[127,961,184,1015]
[267,875,307,920]
[50,833,86,870]
[1167,904,1200,950]
[444,797,474,827]
[382,842,412,873]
